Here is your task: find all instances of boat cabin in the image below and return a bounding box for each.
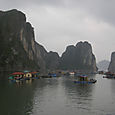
[78,75,88,81]
[12,72,24,79]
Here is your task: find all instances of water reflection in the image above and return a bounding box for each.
[61,76,95,114]
[30,76,96,115]
[110,80,115,109]
[111,80,115,94]
[1,73,115,115]
[0,71,11,80]
[0,72,39,115]
[31,78,62,115]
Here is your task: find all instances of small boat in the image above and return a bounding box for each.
[8,76,14,80]
[48,73,57,77]
[69,72,75,76]
[74,75,97,84]
[103,75,115,79]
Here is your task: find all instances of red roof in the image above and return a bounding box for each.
[30,72,38,74]
[12,72,24,75]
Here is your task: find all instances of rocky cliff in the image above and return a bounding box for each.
[0,9,60,72]
[108,52,115,73]
[0,9,46,71]
[59,41,97,73]
[0,9,97,73]
[45,51,60,71]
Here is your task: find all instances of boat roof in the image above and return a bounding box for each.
[78,75,87,77]
[12,72,24,75]
[30,72,39,75]
[23,70,31,73]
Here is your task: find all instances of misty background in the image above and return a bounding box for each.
[0,0,115,62]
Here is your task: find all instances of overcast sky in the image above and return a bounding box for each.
[0,0,115,62]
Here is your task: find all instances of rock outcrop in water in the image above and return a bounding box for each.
[108,52,115,73]
[59,41,97,73]
[0,9,58,72]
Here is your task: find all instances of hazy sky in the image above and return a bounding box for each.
[0,0,115,62]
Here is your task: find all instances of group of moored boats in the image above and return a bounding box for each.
[8,70,39,83]
[8,70,97,84]
[103,72,115,79]
[98,71,115,79]
[8,70,115,84]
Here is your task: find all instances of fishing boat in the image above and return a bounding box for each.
[74,75,97,84]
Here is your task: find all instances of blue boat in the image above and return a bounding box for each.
[48,73,57,77]
[74,75,97,84]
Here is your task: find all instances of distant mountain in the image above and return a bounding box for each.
[108,52,115,73]
[97,60,110,71]
[59,41,97,73]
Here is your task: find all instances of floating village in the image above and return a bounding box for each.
[8,68,115,85]
[8,70,98,84]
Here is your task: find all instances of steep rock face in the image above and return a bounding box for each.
[45,51,60,70]
[108,52,115,73]
[0,9,98,73]
[0,9,45,71]
[35,42,47,72]
[59,41,97,73]
[0,9,60,72]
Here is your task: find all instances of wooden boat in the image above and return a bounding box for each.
[74,75,97,84]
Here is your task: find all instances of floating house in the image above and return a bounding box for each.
[22,71,32,80]
[31,72,39,77]
[8,70,40,82]
[12,72,24,80]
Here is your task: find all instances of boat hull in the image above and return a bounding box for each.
[74,80,97,84]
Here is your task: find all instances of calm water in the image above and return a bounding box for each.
[0,74,115,115]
